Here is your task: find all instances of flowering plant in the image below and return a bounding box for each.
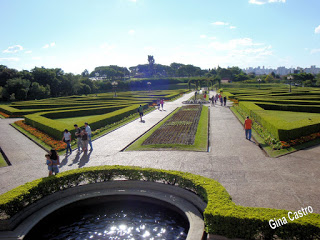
[15,120,67,151]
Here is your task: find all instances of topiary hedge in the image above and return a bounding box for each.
[25,104,149,139]
[0,166,319,239]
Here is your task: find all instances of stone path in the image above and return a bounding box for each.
[0,91,319,214]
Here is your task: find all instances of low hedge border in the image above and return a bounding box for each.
[0,166,319,239]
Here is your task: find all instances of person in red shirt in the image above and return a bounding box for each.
[244,116,253,140]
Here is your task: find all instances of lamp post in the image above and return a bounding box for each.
[257,78,261,89]
[287,75,294,93]
[111,81,118,97]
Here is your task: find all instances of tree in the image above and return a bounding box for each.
[81,69,89,77]
[265,75,274,83]
[148,55,155,77]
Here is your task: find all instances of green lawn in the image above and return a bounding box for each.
[265,110,320,123]
[55,114,102,125]
[0,152,7,168]
[126,106,208,152]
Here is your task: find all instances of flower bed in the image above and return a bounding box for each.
[0,112,9,118]
[142,105,202,145]
[14,120,66,151]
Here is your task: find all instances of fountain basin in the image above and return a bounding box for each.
[0,181,206,240]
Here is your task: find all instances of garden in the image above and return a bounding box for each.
[0,90,188,152]
[126,104,208,152]
[223,86,320,157]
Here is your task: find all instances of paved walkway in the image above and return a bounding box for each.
[0,91,319,214]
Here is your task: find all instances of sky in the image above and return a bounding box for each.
[1,0,320,74]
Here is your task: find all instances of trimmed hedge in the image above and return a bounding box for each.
[239,101,320,141]
[0,166,319,239]
[25,104,149,139]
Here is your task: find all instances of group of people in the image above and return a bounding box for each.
[62,122,93,155]
[210,93,227,106]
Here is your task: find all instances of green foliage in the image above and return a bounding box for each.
[0,166,319,239]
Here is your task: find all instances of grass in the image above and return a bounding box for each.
[126,105,208,152]
[0,153,7,167]
[230,106,320,157]
[54,114,102,125]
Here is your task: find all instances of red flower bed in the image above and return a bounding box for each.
[281,132,320,148]
[0,112,9,118]
[15,120,66,151]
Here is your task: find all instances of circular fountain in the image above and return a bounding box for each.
[25,195,189,240]
[1,181,206,240]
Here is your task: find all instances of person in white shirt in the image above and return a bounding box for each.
[62,129,72,155]
[84,122,93,151]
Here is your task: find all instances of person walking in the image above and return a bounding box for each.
[223,96,227,106]
[81,127,89,152]
[219,94,223,106]
[84,122,93,151]
[74,124,82,152]
[138,105,144,122]
[244,116,253,140]
[62,129,72,155]
[160,99,164,110]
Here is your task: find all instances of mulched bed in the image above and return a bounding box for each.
[142,105,202,145]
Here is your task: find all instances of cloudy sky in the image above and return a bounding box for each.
[1,0,320,74]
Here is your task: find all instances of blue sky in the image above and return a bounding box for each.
[1,0,320,74]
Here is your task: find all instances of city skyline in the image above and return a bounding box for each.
[1,0,320,74]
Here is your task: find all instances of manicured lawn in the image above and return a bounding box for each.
[265,110,320,122]
[126,105,208,152]
[0,153,7,168]
[55,114,102,125]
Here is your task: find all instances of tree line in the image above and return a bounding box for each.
[1,56,319,101]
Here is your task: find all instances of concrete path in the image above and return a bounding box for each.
[0,91,319,214]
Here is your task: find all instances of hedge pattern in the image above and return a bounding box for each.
[224,87,320,142]
[0,166,319,239]
[0,90,188,140]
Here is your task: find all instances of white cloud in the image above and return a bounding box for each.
[128,29,135,35]
[200,35,207,39]
[211,21,229,26]
[315,25,320,34]
[311,49,320,54]
[32,57,41,60]
[25,50,32,54]
[43,42,55,48]
[209,36,217,40]
[3,45,23,53]
[0,57,20,61]
[249,0,286,4]
[230,26,236,29]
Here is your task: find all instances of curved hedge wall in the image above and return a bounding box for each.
[0,166,319,239]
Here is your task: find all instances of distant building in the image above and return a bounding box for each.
[243,65,319,76]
